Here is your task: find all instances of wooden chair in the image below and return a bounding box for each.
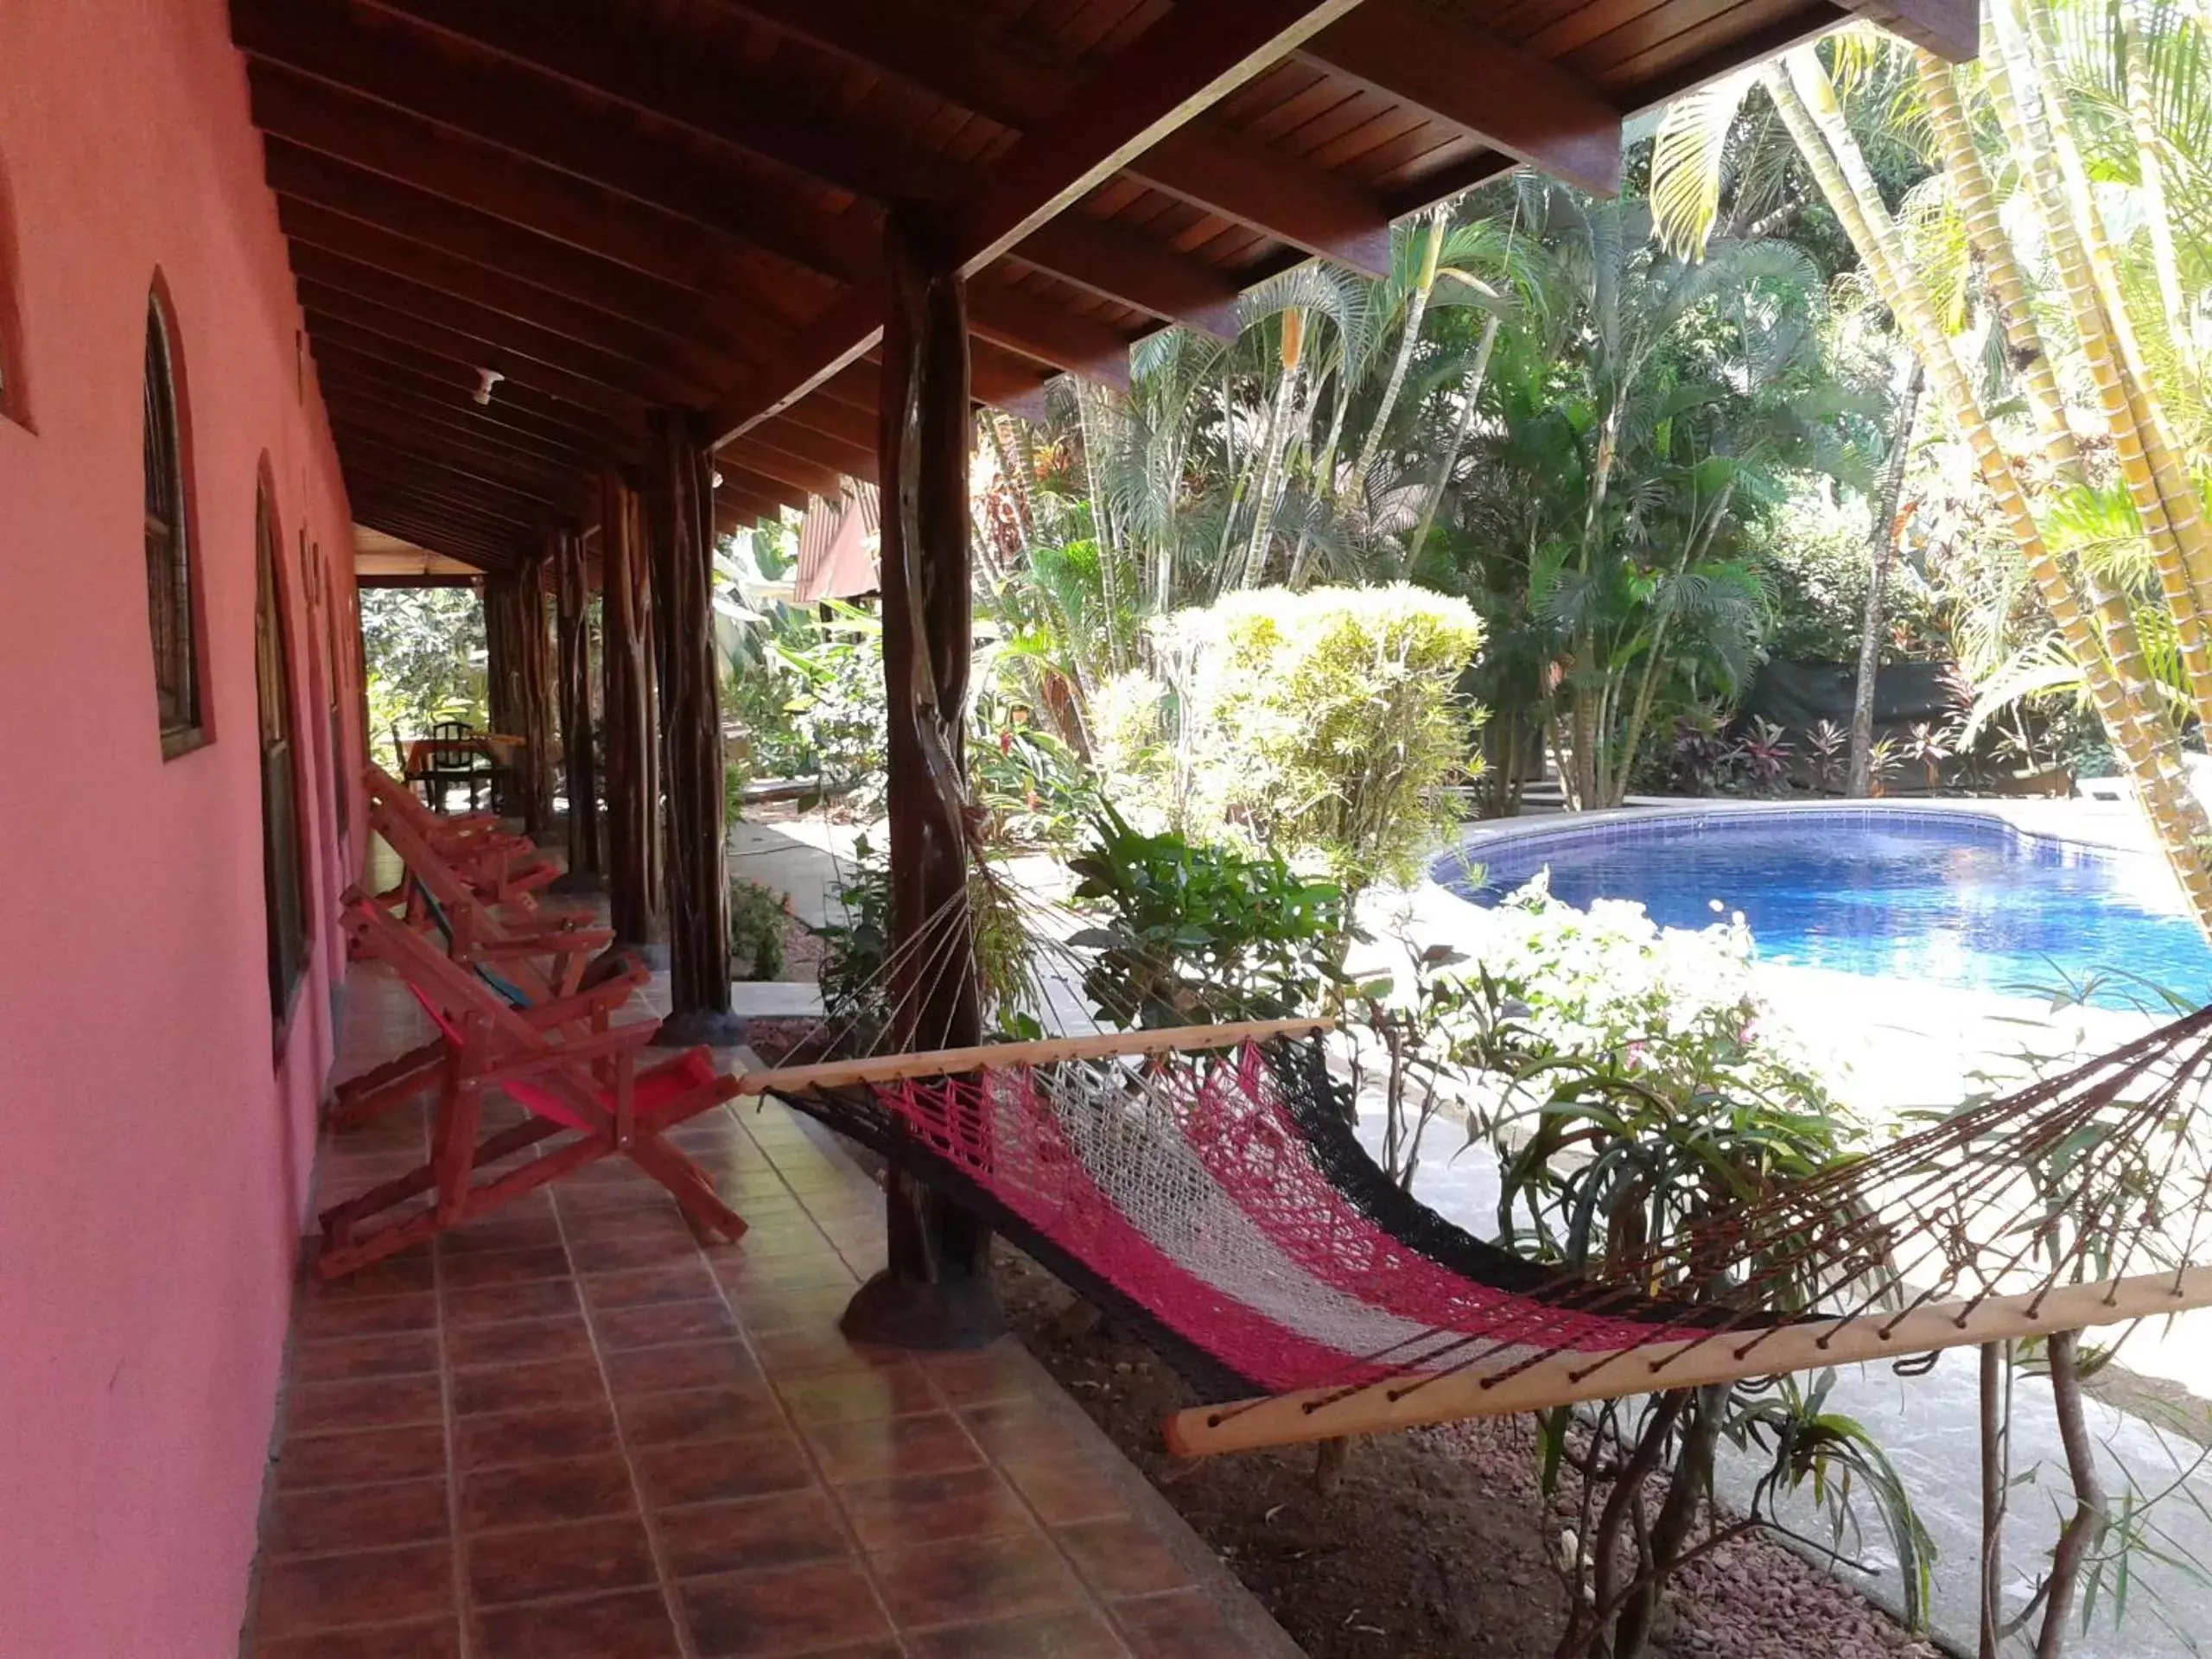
[425,717,492,812]
[321,892,745,1278]
[365,763,558,910]
[367,787,605,999]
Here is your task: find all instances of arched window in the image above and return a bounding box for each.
[255,486,308,1021]
[0,148,29,429]
[143,292,203,753]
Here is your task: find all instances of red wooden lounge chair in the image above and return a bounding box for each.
[365,762,558,909]
[320,891,746,1279]
[366,790,607,1002]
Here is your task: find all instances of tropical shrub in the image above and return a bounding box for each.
[728,878,788,982]
[1066,805,1348,1029]
[1106,584,1486,899]
[360,587,488,753]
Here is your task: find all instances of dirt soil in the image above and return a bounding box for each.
[995,1252,1944,1659]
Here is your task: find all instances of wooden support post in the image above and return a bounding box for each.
[601,466,667,957]
[644,406,739,1043]
[551,520,603,888]
[840,201,1002,1351]
[483,564,554,834]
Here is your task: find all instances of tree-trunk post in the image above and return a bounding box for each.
[551,521,603,889]
[482,569,522,819]
[488,555,556,836]
[841,200,1002,1351]
[601,466,667,959]
[644,407,740,1044]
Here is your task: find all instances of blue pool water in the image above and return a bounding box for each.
[1443,809,2212,1002]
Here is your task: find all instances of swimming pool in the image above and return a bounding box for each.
[1441,808,2212,1001]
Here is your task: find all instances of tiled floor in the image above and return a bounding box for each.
[243,942,1300,1658]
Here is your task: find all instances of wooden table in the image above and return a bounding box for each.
[403,734,527,811]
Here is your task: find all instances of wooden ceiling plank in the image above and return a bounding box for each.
[728,0,1395,274]
[720,461,825,510]
[246,63,802,315]
[706,285,883,450]
[293,250,711,407]
[1301,1,1624,197]
[967,284,1134,390]
[351,496,512,548]
[320,389,599,474]
[351,510,512,567]
[1016,213,1243,340]
[311,340,626,454]
[360,0,963,203]
[330,406,579,491]
[1830,0,1974,59]
[748,413,875,480]
[280,196,738,391]
[264,141,765,370]
[348,478,539,538]
[338,429,575,511]
[299,286,646,425]
[772,393,877,455]
[953,0,1371,275]
[234,3,873,289]
[720,440,843,497]
[969,341,1058,423]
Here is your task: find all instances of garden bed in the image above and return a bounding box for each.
[995,1251,1942,1659]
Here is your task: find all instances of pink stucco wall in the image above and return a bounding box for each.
[0,2,363,1650]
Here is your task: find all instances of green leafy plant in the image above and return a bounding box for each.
[1066,804,1349,1029]
[727,878,788,982]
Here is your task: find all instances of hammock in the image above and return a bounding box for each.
[741,882,2212,1459]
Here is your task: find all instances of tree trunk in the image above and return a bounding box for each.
[840,200,1001,1351]
[601,466,665,955]
[644,406,737,1042]
[1772,54,2212,935]
[552,521,602,887]
[1239,308,1306,590]
[1407,312,1501,569]
[1347,207,1447,507]
[1978,1341,2008,1659]
[2037,1331,2104,1659]
[1848,363,1924,797]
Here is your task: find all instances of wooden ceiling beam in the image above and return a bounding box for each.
[293,251,711,408]
[727,0,1394,276]
[234,4,870,289]
[773,392,875,454]
[717,464,816,512]
[746,416,872,483]
[316,363,605,459]
[710,0,1351,448]
[1835,0,1977,61]
[299,286,646,426]
[279,197,739,391]
[311,343,626,457]
[349,492,525,552]
[245,64,799,315]
[715,497,785,536]
[967,284,1133,391]
[348,478,540,540]
[337,429,575,512]
[720,441,843,498]
[969,343,1057,426]
[1301,2,1624,199]
[1015,214,1243,342]
[330,407,578,493]
[264,141,764,370]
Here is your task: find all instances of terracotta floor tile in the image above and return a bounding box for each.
[441,1276,581,1326]
[680,1559,893,1658]
[293,1331,442,1383]
[556,1180,689,1217]
[459,1452,637,1530]
[1055,1517,1195,1599]
[443,1313,594,1371]
[959,1398,1071,1460]
[750,1325,906,1378]
[998,1458,1132,1526]
[559,1204,696,1246]
[725,1282,857,1335]
[302,1250,436,1300]
[804,1412,983,1486]
[921,1344,1042,1408]
[580,1260,720,1309]
[591,1296,738,1351]
[451,1357,607,1418]
[252,1541,453,1640]
[438,1243,574,1289]
[465,1512,658,1606]
[254,1616,464,1659]
[775,1363,938,1427]
[605,1338,761,1399]
[711,1254,858,1296]
[1109,1590,1266,1659]
[617,1385,785,1448]
[867,1530,1083,1629]
[906,1607,1130,1659]
[277,1423,448,1492]
[292,1290,439,1341]
[633,1428,814,1507]
[712,1224,834,1266]
[836,1466,1034,1551]
[435,1213,565,1256]
[284,1374,445,1436]
[453,1401,621,1471]
[655,1487,851,1579]
[264,1476,449,1558]
[474,1587,683,1659]
[569,1228,709,1274]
